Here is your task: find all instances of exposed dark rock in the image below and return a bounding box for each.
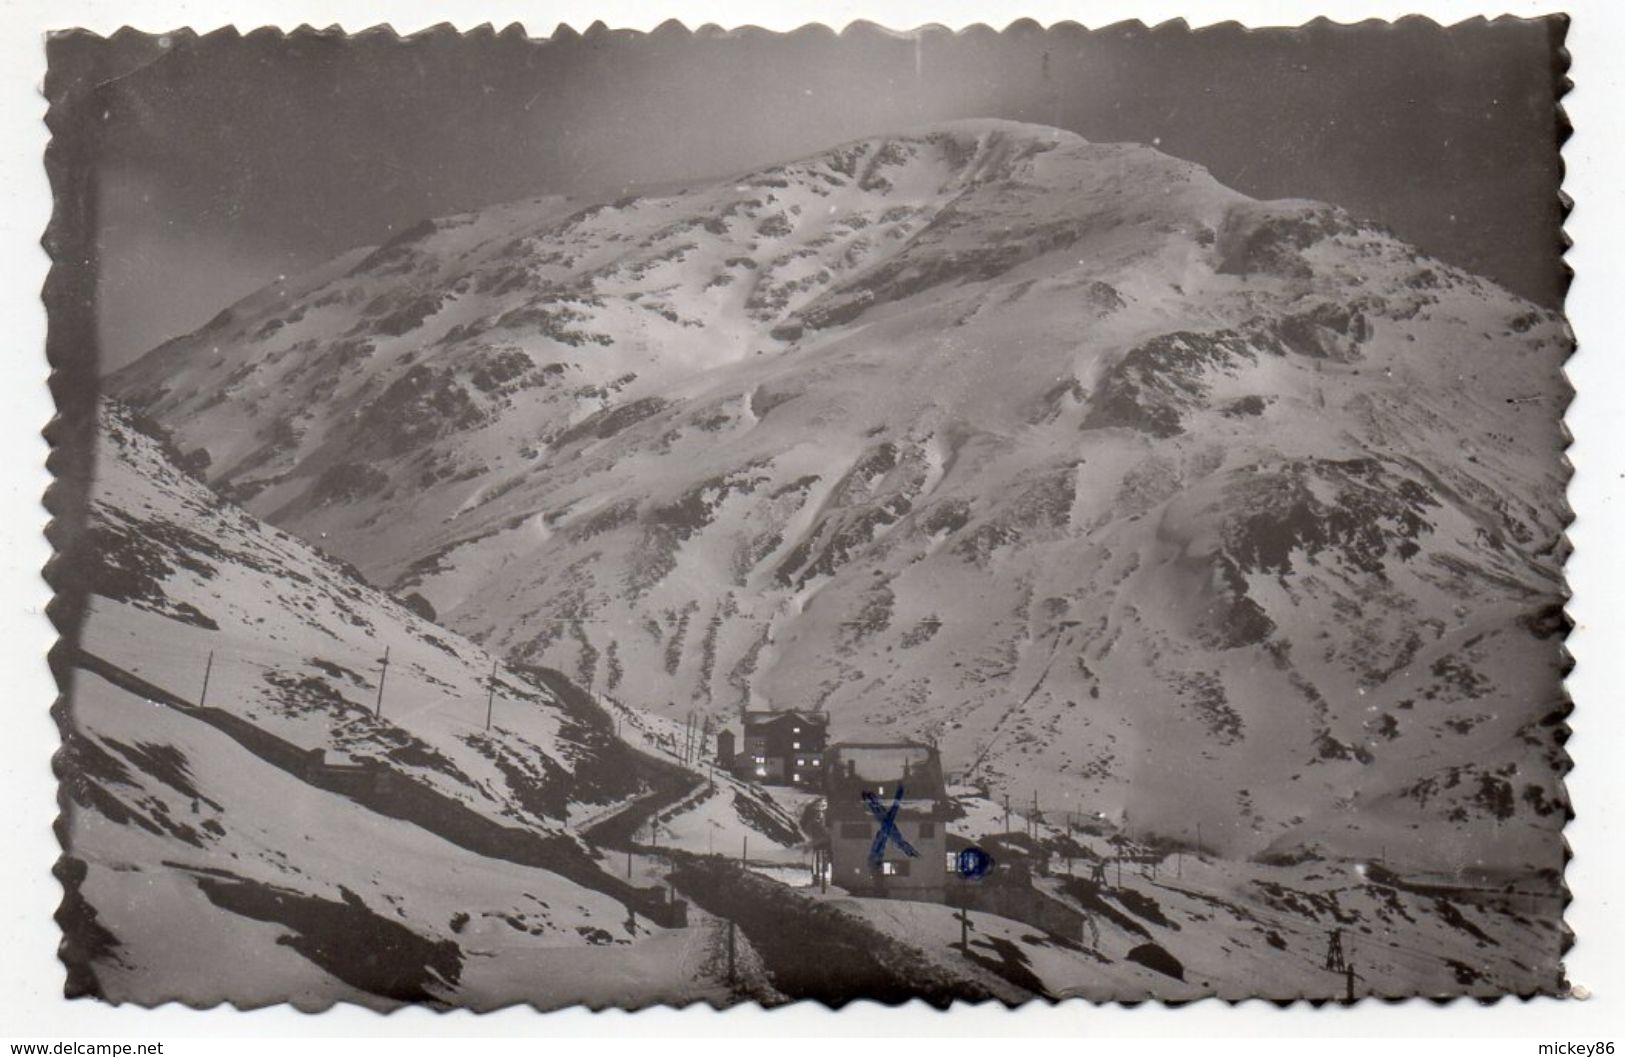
[1125,942,1185,980]
[400,592,438,622]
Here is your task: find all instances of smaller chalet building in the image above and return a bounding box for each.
[731,710,828,788]
[825,742,949,902]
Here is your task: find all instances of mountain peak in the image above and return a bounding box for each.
[106,123,1569,873]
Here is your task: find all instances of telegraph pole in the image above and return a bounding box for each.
[198,650,214,708]
[374,646,391,718]
[484,656,497,730]
[1003,793,1011,835]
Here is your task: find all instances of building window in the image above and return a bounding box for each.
[918,821,936,838]
[945,852,958,872]
[793,727,801,733]
[880,860,911,877]
[755,767,766,777]
[793,773,801,782]
[840,822,871,839]
[793,741,801,749]
[797,759,805,767]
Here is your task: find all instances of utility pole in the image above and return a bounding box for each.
[1345,961,1356,1003]
[198,650,214,708]
[958,900,970,953]
[741,836,748,865]
[1195,822,1203,857]
[1003,793,1011,835]
[727,920,737,986]
[484,656,497,731]
[374,646,391,718]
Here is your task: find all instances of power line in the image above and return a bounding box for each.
[484,656,498,730]
[374,645,391,718]
[198,650,214,709]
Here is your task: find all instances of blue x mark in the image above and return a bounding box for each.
[863,786,918,864]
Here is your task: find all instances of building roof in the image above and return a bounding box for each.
[742,709,828,731]
[825,741,947,812]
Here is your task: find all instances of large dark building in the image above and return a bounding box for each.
[732,709,828,788]
[824,742,950,901]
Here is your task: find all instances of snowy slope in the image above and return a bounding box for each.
[76,404,650,834]
[59,403,746,1008]
[107,119,1571,876]
[636,776,1563,999]
[828,844,1565,1002]
[62,669,683,1009]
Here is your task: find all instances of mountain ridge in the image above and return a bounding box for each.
[106,119,1571,874]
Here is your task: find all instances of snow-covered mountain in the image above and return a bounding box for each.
[59,403,778,1008]
[107,119,1571,877]
[59,398,1566,1003]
